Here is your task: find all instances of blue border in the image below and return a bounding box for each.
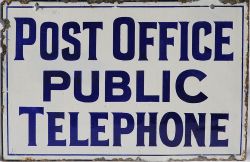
[5,5,245,157]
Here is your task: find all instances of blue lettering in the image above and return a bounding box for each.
[40,22,59,60]
[214,21,233,61]
[139,22,157,60]
[192,21,212,61]
[90,112,109,146]
[210,113,229,146]
[15,18,36,60]
[105,71,131,102]
[179,22,189,61]
[83,22,103,60]
[113,113,134,146]
[184,113,206,147]
[136,71,159,102]
[176,69,208,103]
[137,112,157,146]
[43,71,70,101]
[159,22,178,60]
[74,71,99,102]
[160,112,183,147]
[62,22,81,61]
[48,112,66,146]
[19,106,44,146]
[113,17,135,60]
[69,112,89,146]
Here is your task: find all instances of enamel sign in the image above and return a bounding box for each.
[1,1,249,161]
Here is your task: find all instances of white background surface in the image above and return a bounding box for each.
[0,1,249,161]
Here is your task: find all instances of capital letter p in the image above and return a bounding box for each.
[15,18,36,60]
[43,71,70,101]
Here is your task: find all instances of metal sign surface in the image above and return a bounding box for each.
[1,0,249,161]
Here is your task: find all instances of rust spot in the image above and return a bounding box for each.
[243,2,249,161]
[1,105,4,115]
[168,155,240,161]
[59,0,250,4]
[0,18,9,67]
[0,0,248,5]
[219,0,248,4]
[94,157,106,161]
[2,19,10,31]
[1,0,12,5]
[178,0,198,3]
[86,0,159,4]
[24,157,34,161]
[94,157,143,161]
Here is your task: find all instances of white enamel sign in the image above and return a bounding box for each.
[1,1,249,161]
